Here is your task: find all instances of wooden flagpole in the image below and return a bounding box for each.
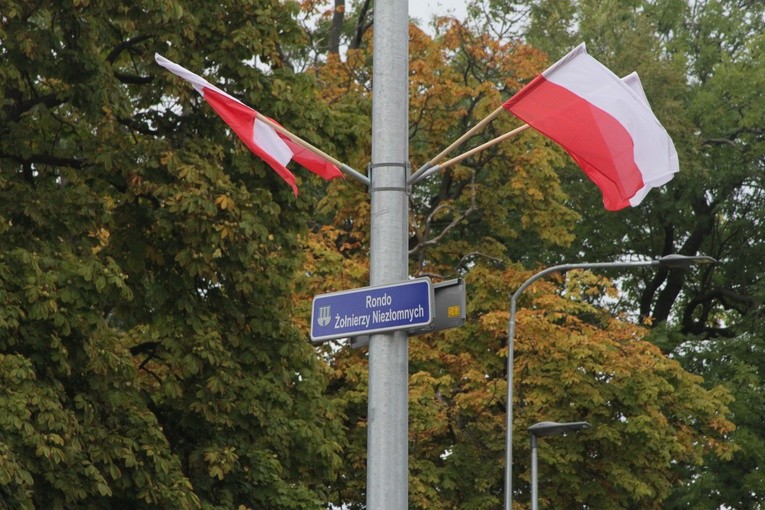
[414,124,530,181]
[439,124,530,169]
[407,106,504,184]
[430,105,507,166]
[408,105,507,184]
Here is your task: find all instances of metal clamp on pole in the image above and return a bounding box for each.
[367,162,411,193]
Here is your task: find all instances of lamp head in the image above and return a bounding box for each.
[528,421,591,438]
[656,254,717,268]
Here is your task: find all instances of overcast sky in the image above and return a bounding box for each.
[408,0,468,26]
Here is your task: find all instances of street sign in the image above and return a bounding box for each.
[351,278,467,348]
[412,278,466,335]
[310,278,433,342]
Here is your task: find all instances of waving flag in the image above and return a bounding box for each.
[503,44,678,211]
[620,72,678,207]
[155,54,342,195]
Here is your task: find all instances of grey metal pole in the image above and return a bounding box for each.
[530,434,539,510]
[507,261,659,510]
[505,255,715,510]
[505,294,517,510]
[367,1,410,509]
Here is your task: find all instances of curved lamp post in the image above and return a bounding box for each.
[504,254,716,510]
[528,421,591,510]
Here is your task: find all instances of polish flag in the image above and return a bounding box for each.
[155,54,342,195]
[503,44,679,211]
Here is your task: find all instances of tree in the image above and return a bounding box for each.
[412,266,733,510]
[658,326,765,509]
[507,0,765,506]
[1,1,351,507]
[312,263,735,509]
[294,5,738,507]
[518,0,764,332]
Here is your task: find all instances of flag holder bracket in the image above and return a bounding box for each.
[367,162,411,194]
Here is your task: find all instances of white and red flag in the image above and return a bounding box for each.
[155,54,342,195]
[503,44,678,211]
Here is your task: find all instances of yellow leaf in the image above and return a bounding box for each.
[215,195,235,210]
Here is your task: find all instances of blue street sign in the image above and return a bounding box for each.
[310,278,433,342]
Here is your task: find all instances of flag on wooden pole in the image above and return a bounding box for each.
[503,44,679,211]
[155,54,342,195]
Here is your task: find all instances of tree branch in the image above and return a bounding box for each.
[113,72,154,85]
[651,195,715,323]
[106,35,152,63]
[702,137,739,148]
[118,116,159,136]
[4,91,68,121]
[130,341,160,356]
[106,35,154,85]
[410,200,478,256]
[351,0,373,50]
[329,0,345,55]
[640,223,674,318]
[456,251,502,270]
[684,286,756,318]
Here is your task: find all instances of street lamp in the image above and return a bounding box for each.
[528,421,591,510]
[504,254,716,510]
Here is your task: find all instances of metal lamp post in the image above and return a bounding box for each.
[504,254,716,510]
[528,421,591,510]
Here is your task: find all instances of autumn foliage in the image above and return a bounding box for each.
[295,9,736,509]
[0,0,749,509]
